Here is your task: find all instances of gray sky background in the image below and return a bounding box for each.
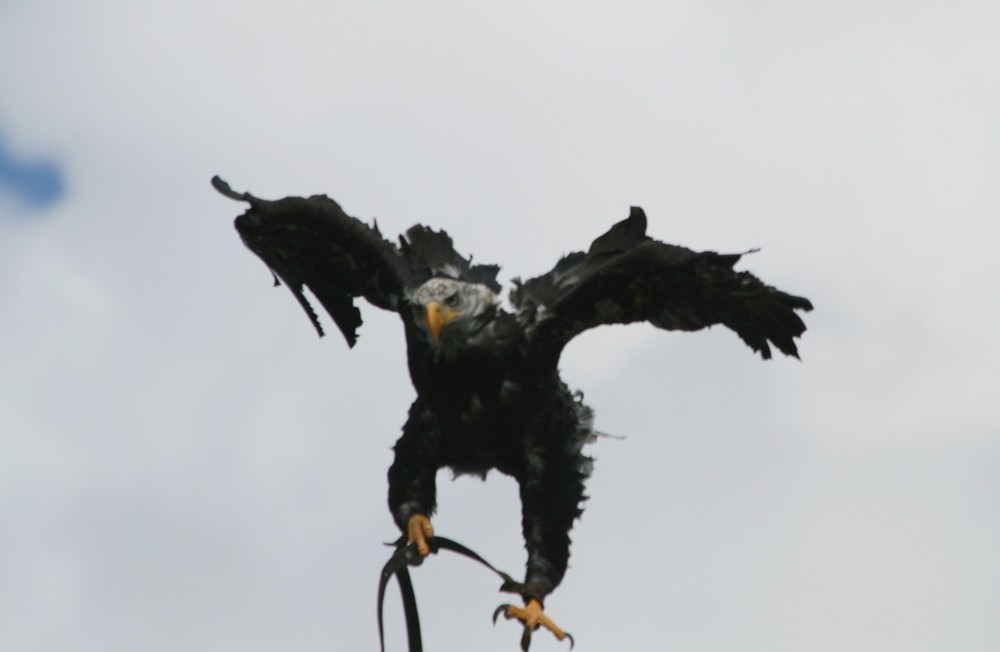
[2,2,998,650]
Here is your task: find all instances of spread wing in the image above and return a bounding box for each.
[215,176,411,346]
[511,207,813,364]
[215,177,501,346]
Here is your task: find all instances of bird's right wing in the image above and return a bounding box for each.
[214,176,410,347]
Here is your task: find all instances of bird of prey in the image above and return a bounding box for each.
[213,176,812,648]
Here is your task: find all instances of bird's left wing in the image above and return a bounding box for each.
[512,206,813,365]
[214,176,411,347]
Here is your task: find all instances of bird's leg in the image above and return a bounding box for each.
[494,598,573,650]
[406,513,434,556]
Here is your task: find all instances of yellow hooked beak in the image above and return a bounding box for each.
[425,300,460,345]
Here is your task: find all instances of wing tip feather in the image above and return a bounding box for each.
[212,175,247,202]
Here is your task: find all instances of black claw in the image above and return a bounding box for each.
[565,631,575,650]
[520,625,532,651]
[493,604,511,625]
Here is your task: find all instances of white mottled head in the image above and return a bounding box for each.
[410,278,498,352]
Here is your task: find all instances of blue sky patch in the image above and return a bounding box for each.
[0,137,66,210]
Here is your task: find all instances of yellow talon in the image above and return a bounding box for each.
[495,597,572,649]
[406,513,434,556]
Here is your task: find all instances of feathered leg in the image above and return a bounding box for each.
[388,401,440,555]
[497,426,589,649]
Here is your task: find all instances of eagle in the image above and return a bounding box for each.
[213,176,812,648]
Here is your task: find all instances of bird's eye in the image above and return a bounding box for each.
[445,293,459,307]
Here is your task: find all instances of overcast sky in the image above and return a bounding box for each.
[2,2,998,650]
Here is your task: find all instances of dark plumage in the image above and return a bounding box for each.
[215,177,812,644]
